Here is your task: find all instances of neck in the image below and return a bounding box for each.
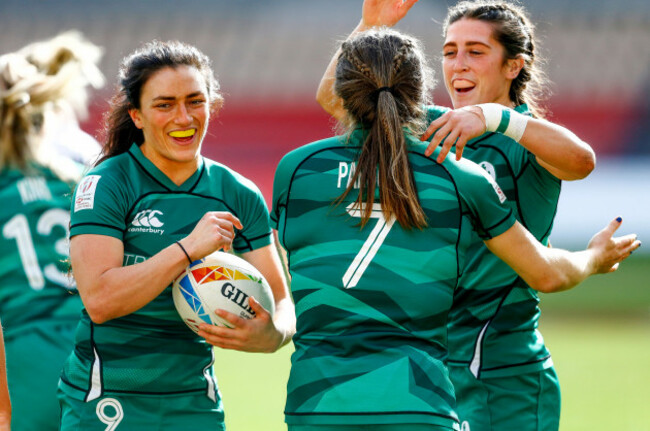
[140,144,200,186]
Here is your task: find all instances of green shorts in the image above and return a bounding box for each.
[58,391,225,431]
[449,366,561,431]
[289,425,454,431]
[5,320,77,431]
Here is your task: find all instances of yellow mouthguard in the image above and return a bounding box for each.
[169,129,196,138]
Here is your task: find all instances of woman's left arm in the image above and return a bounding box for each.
[198,243,296,353]
[423,106,595,180]
[518,117,595,180]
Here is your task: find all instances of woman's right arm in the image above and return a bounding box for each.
[73,211,242,324]
[484,218,640,293]
[316,0,418,119]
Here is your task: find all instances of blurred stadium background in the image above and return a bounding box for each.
[1,1,648,430]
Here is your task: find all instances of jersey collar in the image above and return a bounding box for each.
[128,143,205,192]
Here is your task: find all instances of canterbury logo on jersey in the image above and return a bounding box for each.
[132,210,164,227]
[128,210,165,235]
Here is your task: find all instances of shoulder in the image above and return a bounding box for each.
[425,104,451,122]
[202,158,262,196]
[276,135,346,180]
[73,153,135,207]
[84,152,134,182]
[445,157,507,204]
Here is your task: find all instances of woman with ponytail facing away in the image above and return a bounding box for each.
[273,28,638,431]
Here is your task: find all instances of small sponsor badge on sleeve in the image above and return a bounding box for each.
[479,170,507,204]
[74,175,101,212]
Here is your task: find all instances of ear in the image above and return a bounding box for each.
[504,56,525,80]
[128,107,144,129]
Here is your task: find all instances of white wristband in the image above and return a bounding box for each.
[476,103,529,142]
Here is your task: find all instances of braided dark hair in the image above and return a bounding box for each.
[335,28,434,229]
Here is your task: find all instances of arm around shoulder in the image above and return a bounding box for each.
[519,116,596,181]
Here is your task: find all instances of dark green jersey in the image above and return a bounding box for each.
[0,165,81,335]
[60,143,272,402]
[427,105,561,378]
[272,129,515,427]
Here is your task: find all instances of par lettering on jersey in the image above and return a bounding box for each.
[74,175,101,212]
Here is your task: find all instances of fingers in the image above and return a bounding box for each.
[617,237,641,257]
[428,122,453,159]
[437,128,460,164]
[213,211,243,230]
[455,135,469,161]
[602,216,623,238]
[192,211,243,254]
[421,116,443,143]
[614,233,638,248]
[248,296,271,318]
[404,0,419,10]
[214,308,248,328]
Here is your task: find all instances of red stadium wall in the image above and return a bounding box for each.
[81,97,644,206]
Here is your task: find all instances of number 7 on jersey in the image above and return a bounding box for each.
[342,203,395,289]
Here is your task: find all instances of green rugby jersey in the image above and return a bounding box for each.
[271,129,516,427]
[427,105,561,378]
[0,164,81,335]
[60,143,272,402]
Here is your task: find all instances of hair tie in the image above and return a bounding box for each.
[377,86,392,93]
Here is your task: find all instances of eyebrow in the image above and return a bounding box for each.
[443,41,491,49]
[151,91,205,102]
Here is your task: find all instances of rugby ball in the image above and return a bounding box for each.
[172,251,275,334]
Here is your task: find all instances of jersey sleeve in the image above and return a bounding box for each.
[425,105,451,123]
[231,177,272,253]
[69,170,129,240]
[270,153,292,232]
[452,158,516,240]
[270,144,310,249]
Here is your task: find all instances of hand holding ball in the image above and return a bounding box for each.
[172,251,275,334]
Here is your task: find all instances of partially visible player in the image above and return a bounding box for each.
[274,28,638,431]
[315,1,600,429]
[0,31,103,431]
[0,322,10,431]
[58,40,295,430]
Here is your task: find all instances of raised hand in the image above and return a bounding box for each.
[361,0,419,29]
[197,296,284,353]
[422,105,486,163]
[587,217,641,273]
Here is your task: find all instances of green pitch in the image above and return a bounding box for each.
[213,255,650,431]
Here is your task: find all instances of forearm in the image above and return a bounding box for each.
[535,247,597,293]
[519,118,595,180]
[273,297,296,347]
[79,242,189,323]
[485,223,596,293]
